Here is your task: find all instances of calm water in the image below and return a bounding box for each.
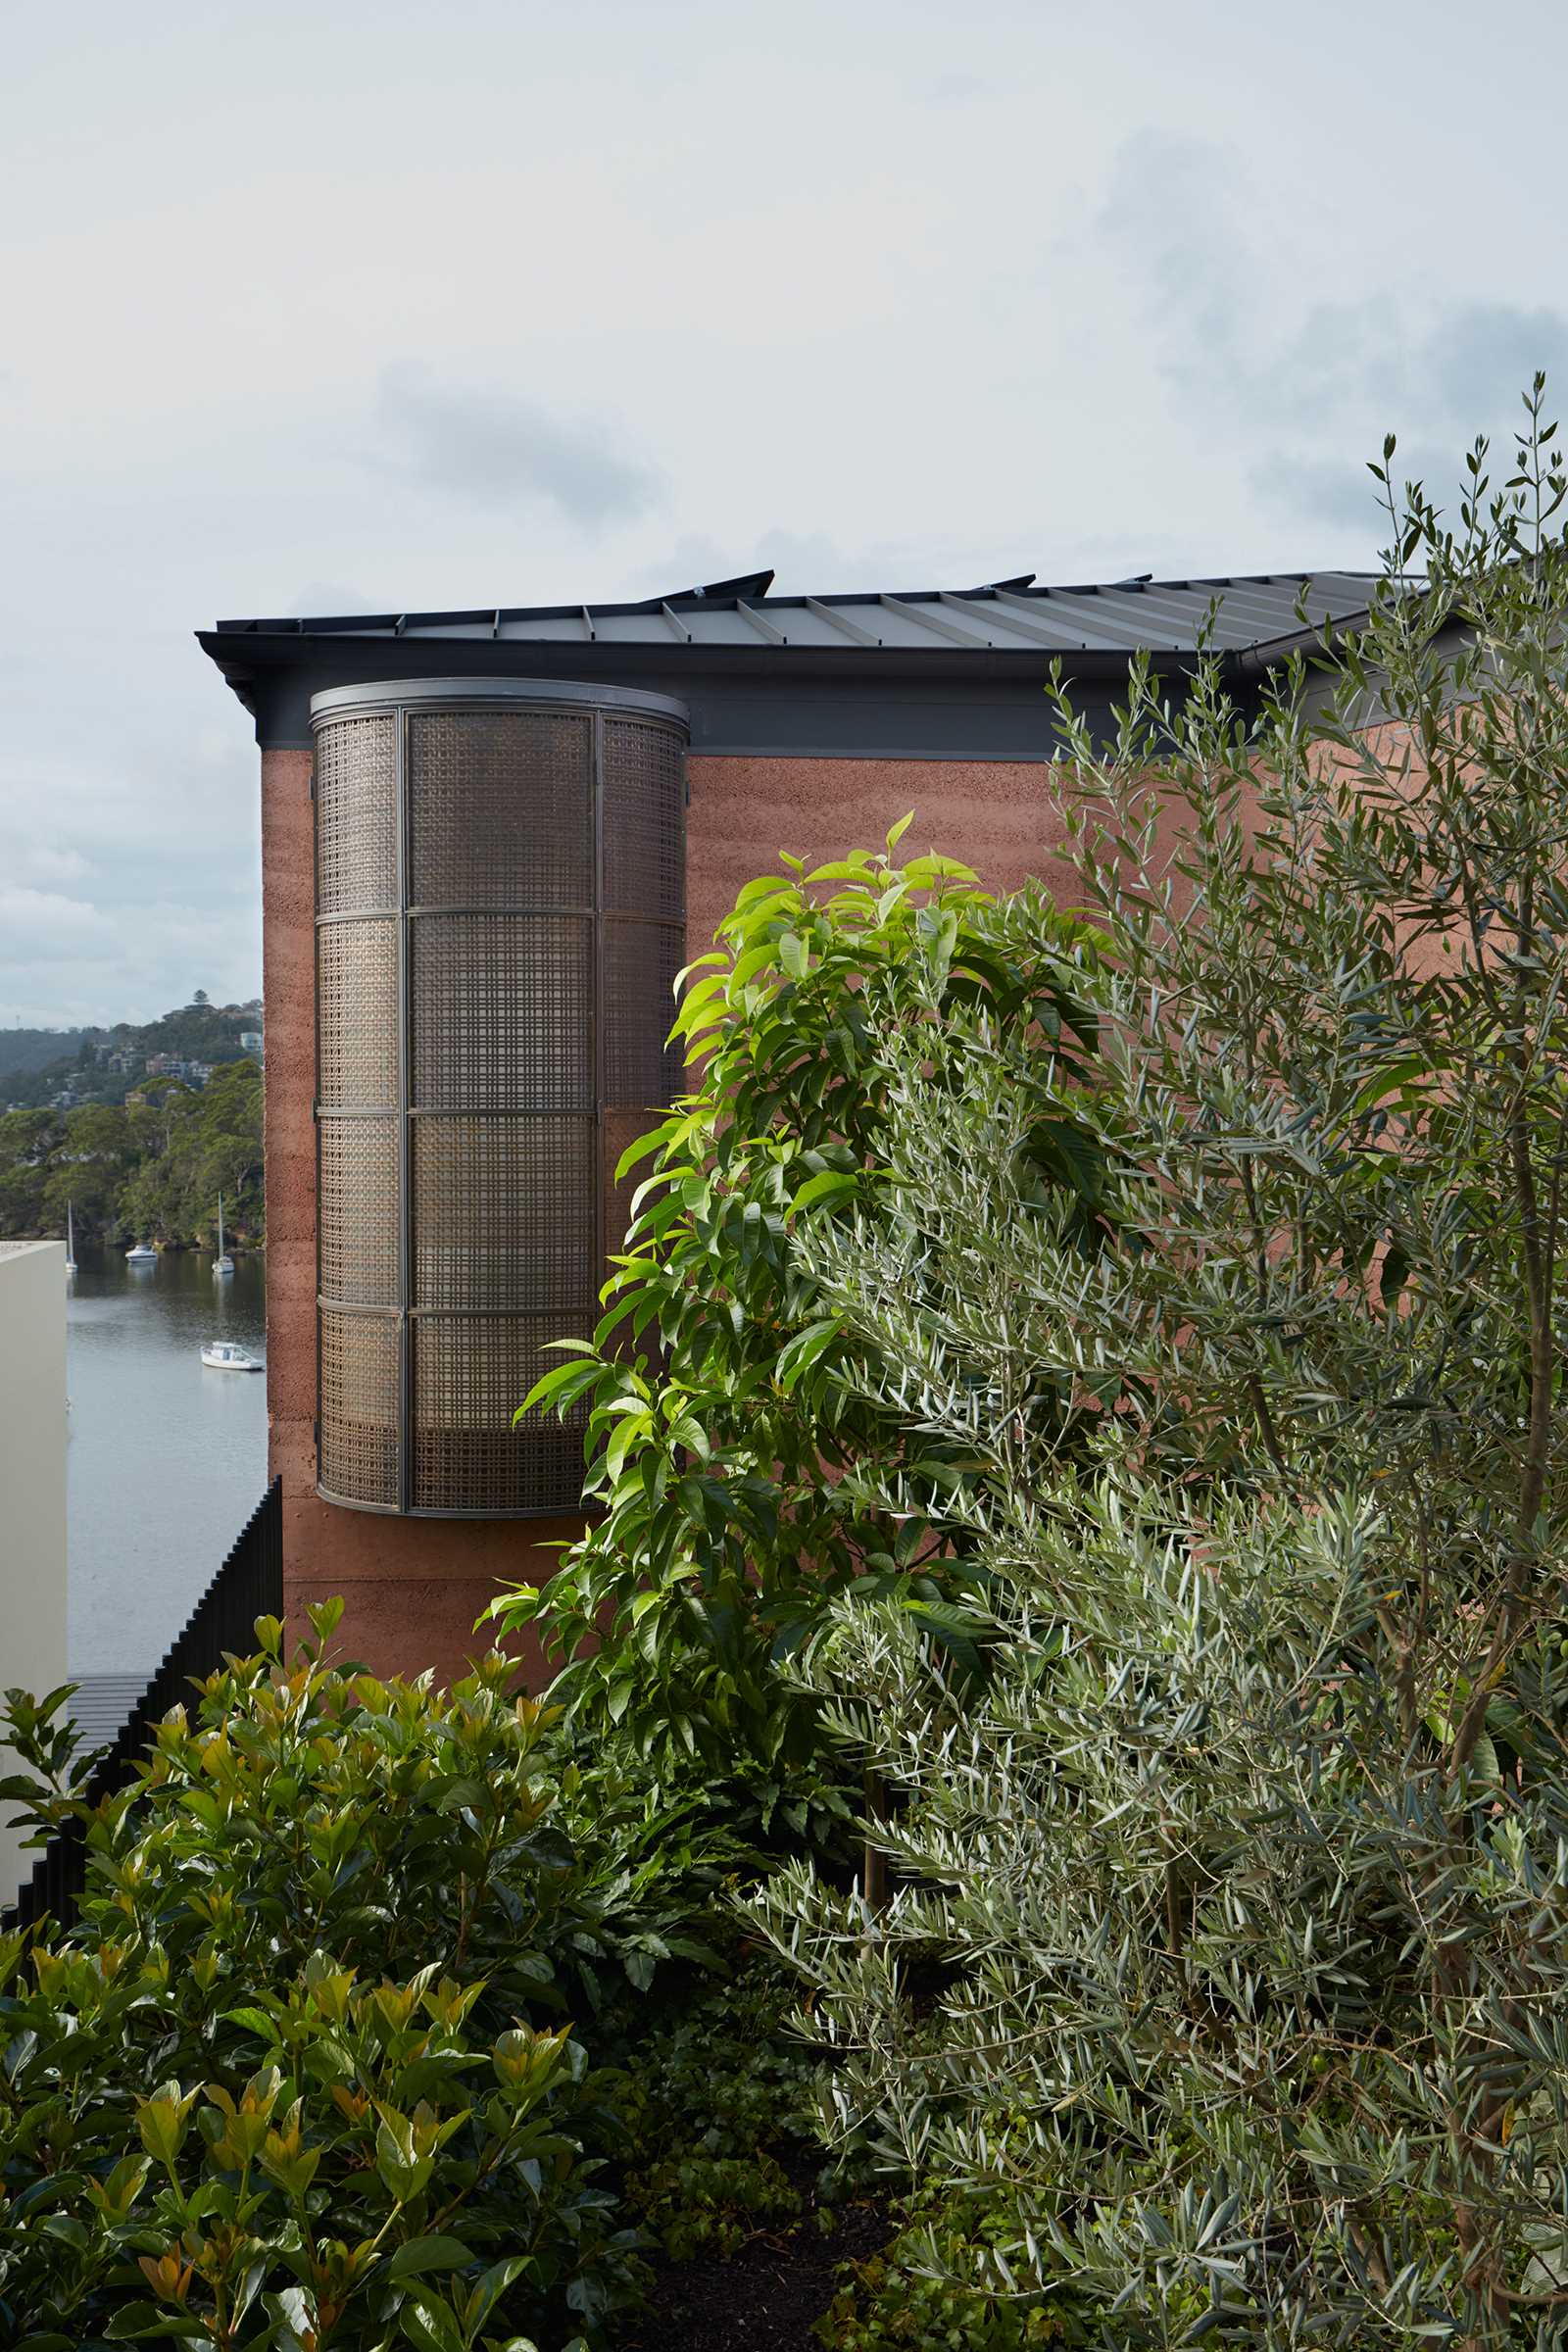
[67,1245,268,1675]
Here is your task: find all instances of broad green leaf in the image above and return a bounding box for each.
[386,2234,478,2280]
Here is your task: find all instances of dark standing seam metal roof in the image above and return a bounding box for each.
[210,569,1381,661]
[201,568,1386,758]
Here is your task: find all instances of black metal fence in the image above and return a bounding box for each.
[3,1478,282,1933]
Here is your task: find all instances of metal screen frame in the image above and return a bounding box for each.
[312,678,688,1517]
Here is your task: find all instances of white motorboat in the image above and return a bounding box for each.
[201,1339,263,1372]
[125,1241,159,1263]
[65,1200,76,1278]
[213,1194,234,1277]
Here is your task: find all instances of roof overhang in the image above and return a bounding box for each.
[199,569,1382,759]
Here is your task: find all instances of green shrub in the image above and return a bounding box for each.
[0,1935,600,2351]
[815,2196,1089,2349]
[0,1607,733,2349]
[594,1951,1086,2343]
[488,832,1106,1809]
[599,1954,828,2264]
[751,392,1568,2346]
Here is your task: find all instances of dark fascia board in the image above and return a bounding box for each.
[196,627,1194,755]
[200,624,1208,698]
[199,633,1145,760]
[197,605,1376,760]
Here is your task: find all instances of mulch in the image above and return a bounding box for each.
[615,2153,892,2352]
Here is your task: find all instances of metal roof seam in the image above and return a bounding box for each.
[805,596,881,647]
[735,600,788,646]
[208,570,1385,664]
[878,593,998,651]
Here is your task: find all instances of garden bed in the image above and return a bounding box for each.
[620,2155,890,2352]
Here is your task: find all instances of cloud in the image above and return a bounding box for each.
[630,525,1011,602]
[1250,455,1392,538]
[376,364,662,531]
[1410,303,1568,439]
[0,725,261,1030]
[631,528,862,599]
[0,837,91,890]
[0,885,260,1028]
[1094,133,1568,539]
[290,578,379,620]
[922,72,992,104]
[0,885,114,956]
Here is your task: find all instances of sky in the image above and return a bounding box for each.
[3,0,1565,1027]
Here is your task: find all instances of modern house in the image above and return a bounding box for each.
[0,1241,67,1897]
[199,566,1378,1678]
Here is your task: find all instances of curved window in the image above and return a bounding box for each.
[312,679,687,1515]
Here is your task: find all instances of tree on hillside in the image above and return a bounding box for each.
[117,1061,264,1243]
[0,1027,86,1084]
[190,1057,265,1231]
[0,1059,263,1244]
[41,1103,139,1238]
[0,1109,54,1233]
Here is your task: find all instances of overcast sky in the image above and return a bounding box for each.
[3,0,1563,1027]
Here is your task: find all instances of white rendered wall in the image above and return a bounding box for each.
[0,1242,68,1907]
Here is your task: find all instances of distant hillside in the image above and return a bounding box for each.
[0,1055,264,1247]
[108,1000,264,1065]
[1,997,263,1111]
[0,1026,92,1081]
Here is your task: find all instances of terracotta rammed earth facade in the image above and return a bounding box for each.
[214,571,1386,1681]
[262,745,1102,1682]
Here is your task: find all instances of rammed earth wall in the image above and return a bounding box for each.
[213,571,1384,1681]
[261,745,1085,1680]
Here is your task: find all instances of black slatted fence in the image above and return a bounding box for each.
[4,1478,282,1932]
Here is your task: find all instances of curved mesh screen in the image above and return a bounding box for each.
[314,689,686,1514]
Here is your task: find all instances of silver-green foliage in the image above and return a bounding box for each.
[753,386,1568,2347]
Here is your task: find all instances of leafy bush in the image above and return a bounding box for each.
[595,1952,1083,2345]
[0,1935,597,2352]
[0,1607,733,2349]
[598,1953,830,2264]
[750,392,1568,2346]
[814,2197,1088,2349]
[488,833,1106,1804]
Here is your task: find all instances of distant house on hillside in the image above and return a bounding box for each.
[200,563,1385,1680]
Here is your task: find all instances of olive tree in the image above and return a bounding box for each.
[755,385,1568,2347]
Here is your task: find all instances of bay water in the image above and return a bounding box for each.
[66,1245,268,1676]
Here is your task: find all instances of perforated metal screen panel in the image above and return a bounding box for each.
[312,680,688,1515]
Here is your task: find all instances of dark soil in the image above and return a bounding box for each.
[616,2152,892,2352]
